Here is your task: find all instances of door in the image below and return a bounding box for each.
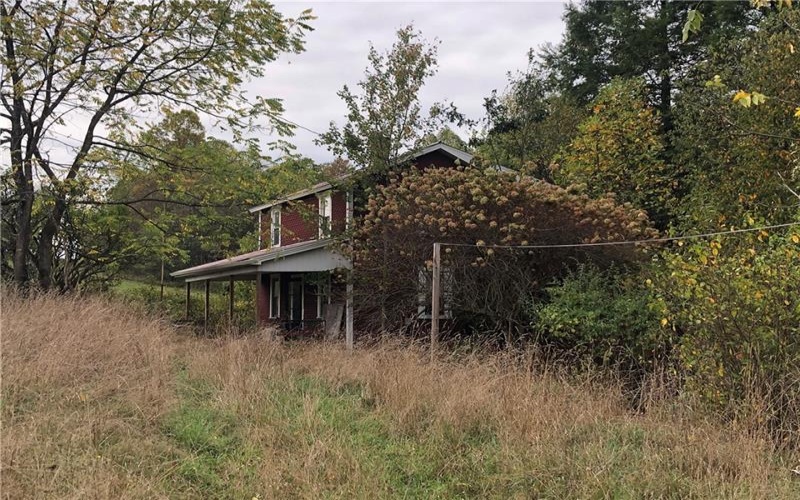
[288,275,303,326]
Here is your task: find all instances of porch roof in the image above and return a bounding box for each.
[170,239,350,282]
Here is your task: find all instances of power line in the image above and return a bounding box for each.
[439,221,800,250]
[271,115,324,137]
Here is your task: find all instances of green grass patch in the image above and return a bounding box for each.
[254,375,514,499]
[162,372,260,498]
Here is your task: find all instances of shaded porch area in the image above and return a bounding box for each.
[173,240,354,347]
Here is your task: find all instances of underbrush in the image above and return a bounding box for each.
[2,291,799,498]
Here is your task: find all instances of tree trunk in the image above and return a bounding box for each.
[12,157,33,287]
[35,197,68,290]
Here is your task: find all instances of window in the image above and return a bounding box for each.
[269,275,280,318]
[318,191,332,238]
[270,206,281,247]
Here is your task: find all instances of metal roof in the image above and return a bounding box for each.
[403,141,474,165]
[247,143,474,214]
[170,239,335,279]
[248,181,335,214]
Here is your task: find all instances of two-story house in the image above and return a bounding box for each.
[171,142,474,339]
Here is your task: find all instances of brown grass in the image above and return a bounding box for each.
[3,291,799,498]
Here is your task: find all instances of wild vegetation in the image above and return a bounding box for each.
[4,292,799,499]
[3,1,800,495]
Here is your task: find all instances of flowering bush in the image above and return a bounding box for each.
[349,165,656,336]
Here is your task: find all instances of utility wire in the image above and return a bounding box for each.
[439,221,800,250]
[271,114,324,137]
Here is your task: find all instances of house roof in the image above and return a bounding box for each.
[248,180,336,213]
[403,141,474,165]
[171,239,334,280]
[248,142,474,214]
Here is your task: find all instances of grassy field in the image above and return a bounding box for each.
[3,292,799,499]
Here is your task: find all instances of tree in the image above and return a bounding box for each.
[555,78,674,228]
[1,0,313,289]
[672,7,800,230]
[105,110,322,278]
[349,164,656,336]
[542,0,757,135]
[475,62,584,179]
[317,24,451,174]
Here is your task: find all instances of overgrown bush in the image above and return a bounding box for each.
[533,264,663,367]
[652,222,800,446]
[349,165,656,335]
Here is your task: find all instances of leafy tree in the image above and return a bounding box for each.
[555,78,674,228]
[651,222,800,446]
[349,164,656,336]
[0,0,313,289]
[421,126,469,151]
[317,24,455,174]
[476,63,584,179]
[672,7,800,230]
[542,0,757,135]
[105,110,321,279]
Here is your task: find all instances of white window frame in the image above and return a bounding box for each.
[270,206,281,247]
[346,189,353,231]
[318,191,332,238]
[269,275,280,318]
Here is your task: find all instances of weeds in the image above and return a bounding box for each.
[2,291,799,498]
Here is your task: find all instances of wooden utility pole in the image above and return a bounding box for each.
[431,242,441,360]
[228,276,235,324]
[185,282,191,320]
[345,273,354,350]
[204,280,210,332]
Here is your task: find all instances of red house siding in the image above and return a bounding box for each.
[256,273,270,324]
[304,281,317,320]
[412,151,464,170]
[282,195,319,246]
[331,191,347,234]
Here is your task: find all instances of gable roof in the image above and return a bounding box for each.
[248,142,474,214]
[404,141,474,165]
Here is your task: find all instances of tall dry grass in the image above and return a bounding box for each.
[2,290,179,498]
[3,290,799,498]
[187,337,800,498]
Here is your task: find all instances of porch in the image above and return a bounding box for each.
[172,239,354,347]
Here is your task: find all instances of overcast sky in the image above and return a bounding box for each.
[244,1,568,162]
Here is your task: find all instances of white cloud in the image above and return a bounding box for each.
[232,1,567,162]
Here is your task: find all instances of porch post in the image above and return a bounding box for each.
[255,272,269,327]
[185,281,191,320]
[228,276,235,324]
[204,280,210,332]
[345,271,354,350]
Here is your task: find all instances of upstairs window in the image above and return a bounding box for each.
[318,191,332,238]
[270,206,281,247]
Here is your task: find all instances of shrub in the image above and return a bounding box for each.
[349,165,656,335]
[651,222,800,445]
[533,264,664,367]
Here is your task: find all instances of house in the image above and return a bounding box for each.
[171,142,475,343]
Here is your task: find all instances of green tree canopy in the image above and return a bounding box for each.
[1,0,313,289]
[555,78,674,228]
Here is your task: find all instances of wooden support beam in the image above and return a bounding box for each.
[345,272,354,350]
[228,276,235,324]
[204,280,210,332]
[185,282,191,320]
[431,242,441,360]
